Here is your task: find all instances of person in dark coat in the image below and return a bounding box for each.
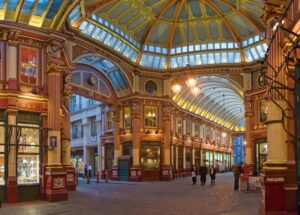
[233,162,244,190]
[210,167,216,186]
[200,165,208,186]
[84,164,88,179]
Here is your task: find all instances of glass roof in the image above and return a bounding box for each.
[69,0,267,70]
[0,0,65,28]
[76,55,132,97]
[172,76,245,131]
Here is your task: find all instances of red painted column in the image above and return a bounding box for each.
[45,56,68,202]
[7,109,18,203]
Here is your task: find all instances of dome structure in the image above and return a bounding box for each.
[70,0,267,69]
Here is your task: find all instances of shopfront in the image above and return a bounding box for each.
[203,150,214,170]
[16,112,41,201]
[255,138,267,175]
[0,110,5,202]
[141,141,161,180]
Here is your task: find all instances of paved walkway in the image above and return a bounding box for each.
[0,173,261,215]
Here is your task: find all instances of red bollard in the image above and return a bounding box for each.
[96,171,99,183]
[87,174,90,184]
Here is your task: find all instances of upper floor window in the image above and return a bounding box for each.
[144,106,157,128]
[90,117,97,137]
[176,118,182,134]
[106,111,113,131]
[72,121,82,139]
[20,46,38,85]
[124,106,131,129]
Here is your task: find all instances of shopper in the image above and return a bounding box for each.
[200,165,208,186]
[233,162,244,190]
[210,167,216,186]
[84,164,88,179]
[191,168,197,185]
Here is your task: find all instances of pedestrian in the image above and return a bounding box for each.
[88,164,92,178]
[233,162,244,190]
[191,168,197,185]
[210,167,216,186]
[200,165,208,186]
[84,164,88,179]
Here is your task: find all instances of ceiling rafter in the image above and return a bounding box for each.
[73,0,116,28]
[13,0,25,22]
[212,101,244,119]
[218,0,262,35]
[55,0,81,30]
[136,0,176,64]
[213,105,244,123]
[167,0,185,66]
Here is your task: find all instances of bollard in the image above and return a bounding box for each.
[96,171,99,183]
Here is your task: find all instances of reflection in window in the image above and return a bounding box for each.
[141,142,160,169]
[144,106,157,128]
[91,117,97,137]
[17,124,40,184]
[20,47,38,85]
[259,100,268,123]
[72,121,82,139]
[124,107,131,129]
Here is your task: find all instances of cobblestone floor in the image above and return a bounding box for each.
[0,173,261,215]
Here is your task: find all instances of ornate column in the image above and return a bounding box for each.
[161,102,172,180]
[7,109,17,203]
[111,104,120,181]
[244,95,254,173]
[96,114,102,173]
[61,69,76,191]
[45,41,68,202]
[129,99,142,181]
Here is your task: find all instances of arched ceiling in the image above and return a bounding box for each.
[75,55,132,97]
[69,0,267,69]
[172,76,245,131]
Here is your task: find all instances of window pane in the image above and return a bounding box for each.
[0,124,4,152]
[20,47,38,85]
[144,106,157,128]
[141,143,160,169]
[18,154,39,184]
[0,154,4,185]
[124,107,132,129]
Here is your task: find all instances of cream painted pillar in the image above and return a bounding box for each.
[113,106,121,165]
[191,123,195,137]
[132,100,140,167]
[163,79,171,96]
[183,118,186,135]
[171,145,174,167]
[163,102,171,167]
[47,64,63,166]
[175,146,178,170]
[62,93,72,166]
[183,147,186,169]
[6,43,17,80]
[245,95,253,166]
[266,101,287,163]
[192,148,195,166]
[96,118,102,172]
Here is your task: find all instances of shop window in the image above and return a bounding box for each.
[178,147,183,170]
[90,117,97,137]
[176,118,182,134]
[17,123,40,184]
[105,144,114,170]
[259,100,268,123]
[20,46,38,85]
[141,142,160,169]
[106,111,113,131]
[185,149,192,169]
[0,122,5,185]
[124,106,132,129]
[123,142,132,156]
[144,106,157,128]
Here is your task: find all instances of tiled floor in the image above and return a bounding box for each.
[0,173,261,215]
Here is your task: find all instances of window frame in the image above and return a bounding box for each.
[144,106,158,128]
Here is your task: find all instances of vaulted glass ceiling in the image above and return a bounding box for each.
[76,55,132,97]
[69,0,266,70]
[172,76,245,131]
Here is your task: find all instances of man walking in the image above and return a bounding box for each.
[233,162,244,190]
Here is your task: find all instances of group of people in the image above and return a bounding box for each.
[191,166,217,186]
[191,161,245,190]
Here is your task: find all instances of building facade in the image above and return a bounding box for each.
[0,1,297,214]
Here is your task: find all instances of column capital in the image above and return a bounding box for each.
[131,99,141,119]
[262,0,286,23]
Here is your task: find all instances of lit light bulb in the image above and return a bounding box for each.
[243,141,247,145]
[186,78,197,89]
[222,132,227,138]
[191,86,201,96]
[171,84,182,94]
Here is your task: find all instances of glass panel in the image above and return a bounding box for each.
[124,107,132,129]
[79,21,88,31]
[86,23,95,35]
[259,100,268,123]
[106,111,113,131]
[0,124,4,152]
[141,143,160,169]
[144,106,157,128]
[98,30,107,42]
[17,154,39,184]
[20,46,38,85]
[0,154,4,185]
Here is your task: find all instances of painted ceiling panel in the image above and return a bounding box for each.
[189,0,202,18]
[209,21,219,40]
[196,23,207,41]
[204,5,217,17]
[212,0,232,14]
[229,15,256,37]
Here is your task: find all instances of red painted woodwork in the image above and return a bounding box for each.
[142,169,160,181]
[65,167,76,191]
[160,166,172,181]
[7,78,17,90]
[265,182,285,212]
[45,168,68,202]
[110,166,119,181]
[7,176,18,203]
[129,167,143,182]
